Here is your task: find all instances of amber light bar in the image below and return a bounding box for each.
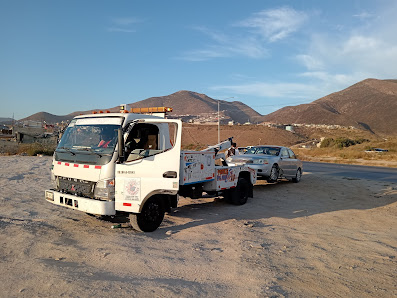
[130,107,173,113]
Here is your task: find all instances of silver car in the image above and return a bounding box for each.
[226,145,303,183]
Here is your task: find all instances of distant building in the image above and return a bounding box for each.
[285,125,294,132]
[23,120,42,128]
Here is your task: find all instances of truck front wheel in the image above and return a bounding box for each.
[129,196,165,232]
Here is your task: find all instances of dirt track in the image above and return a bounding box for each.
[0,156,396,297]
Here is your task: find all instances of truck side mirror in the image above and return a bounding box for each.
[118,127,125,163]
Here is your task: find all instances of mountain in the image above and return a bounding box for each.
[127,90,263,124]
[262,79,397,136]
[20,112,74,124]
[0,117,14,125]
[17,80,397,136]
[19,91,263,125]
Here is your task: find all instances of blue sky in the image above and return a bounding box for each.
[1,0,396,120]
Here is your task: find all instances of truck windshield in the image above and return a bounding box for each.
[55,118,121,165]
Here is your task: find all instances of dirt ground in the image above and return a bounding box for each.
[0,156,396,297]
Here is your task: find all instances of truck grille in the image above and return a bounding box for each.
[58,177,95,198]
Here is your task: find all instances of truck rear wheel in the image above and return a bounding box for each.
[230,178,250,205]
[129,196,165,232]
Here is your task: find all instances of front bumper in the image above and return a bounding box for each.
[45,189,116,216]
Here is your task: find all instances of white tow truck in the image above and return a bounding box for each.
[45,106,256,232]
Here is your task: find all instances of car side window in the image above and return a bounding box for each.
[281,148,289,158]
[288,149,296,159]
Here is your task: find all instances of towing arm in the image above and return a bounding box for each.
[201,137,233,160]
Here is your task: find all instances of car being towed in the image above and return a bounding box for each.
[226,145,303,183]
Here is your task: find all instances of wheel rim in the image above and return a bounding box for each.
[143,202,161,223]
[296,169,302,181]
[270,167,278,181]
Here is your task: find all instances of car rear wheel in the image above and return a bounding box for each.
[267,165,279,183]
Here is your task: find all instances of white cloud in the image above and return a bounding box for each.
[107,27,136,33]
[179,27,269,61]
[294,3,397,84]
[342,35,379,53]
[107,17,142,33]
[179,48,232,61]
[237,7,308,42]
[211,81,322,100]
[180,6,305,61]
[203,4,397,108]
[353,12,373,19]
[111,17,142,26]
[296,54,324,70]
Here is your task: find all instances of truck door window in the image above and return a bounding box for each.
[125,122,177,162]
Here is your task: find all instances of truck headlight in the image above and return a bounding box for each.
[94,178,115,201]
[51,173,59,190]
[45,190,54,201]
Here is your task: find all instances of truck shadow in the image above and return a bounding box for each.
[149,173,397,237]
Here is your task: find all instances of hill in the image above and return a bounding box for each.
[181,124,305,149]
[19,91,262,125]
[17,79,397,136]
[20,112,73,124]
[262,79,397,136]
[0,117,14,125]
[127,90,263,124]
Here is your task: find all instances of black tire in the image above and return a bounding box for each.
[223,189,233,203]
[230,178,250,205]
[267,165,279,183]
[292,168,302,183]
[129,196,165,232]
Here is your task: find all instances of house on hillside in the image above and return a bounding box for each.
[23,120,42,128]
[0,125,12,136]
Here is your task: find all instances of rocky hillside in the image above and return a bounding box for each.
[128,90,263,124]
[18,79,397,136]
[20,91,262,125]
[20,112,73,124]
[262,79,397,136]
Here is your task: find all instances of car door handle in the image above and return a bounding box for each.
[163,171,177,178]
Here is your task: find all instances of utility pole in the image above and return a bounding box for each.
[217,97,234,144]
[218,100,220,144]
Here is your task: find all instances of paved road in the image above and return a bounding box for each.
[303,161,397,183]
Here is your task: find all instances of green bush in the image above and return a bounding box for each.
[320,138,335,148]
[320,137,369,149]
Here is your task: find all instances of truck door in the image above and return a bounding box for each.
[114,119,181,214]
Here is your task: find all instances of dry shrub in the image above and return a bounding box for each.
[295,138,397,162]
[17,142,55,156]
